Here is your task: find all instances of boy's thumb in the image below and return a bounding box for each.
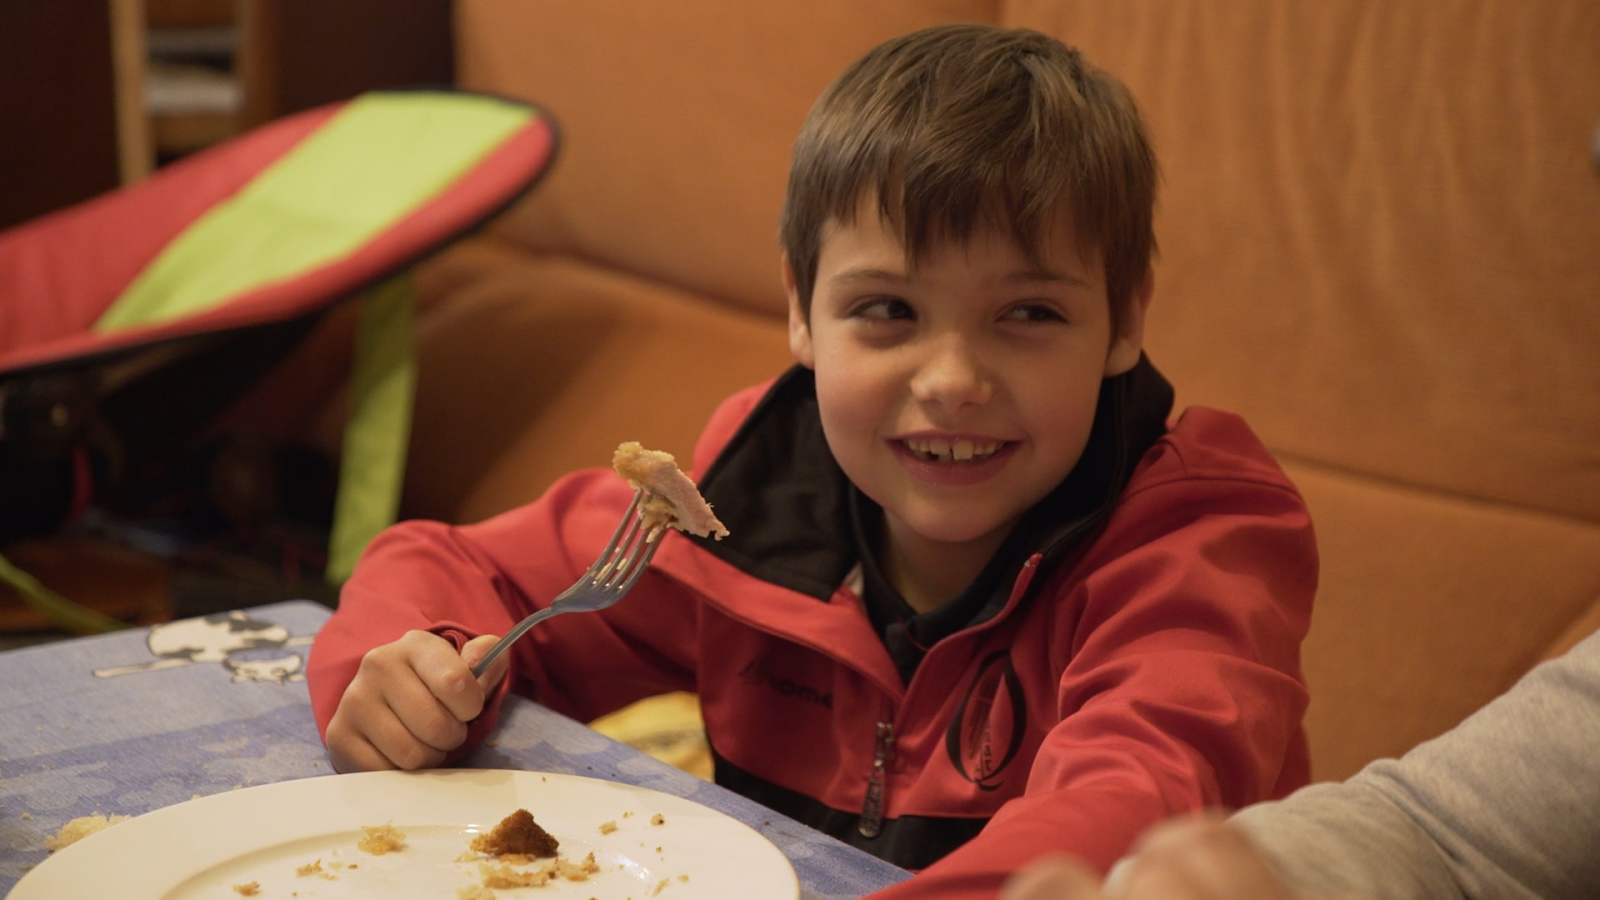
[459,634,511,693]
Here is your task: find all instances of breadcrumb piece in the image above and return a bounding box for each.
[232,882,261,896]
[554,853,601,880]
[477,852,599,890]
[599,820,618,834]
[45,813,130,851]
[480,861,553,888]
[457,886,497,900]
[357,822,406,854]
[470,809,558,858]
[650,813,665,825]
[295,858,336,880]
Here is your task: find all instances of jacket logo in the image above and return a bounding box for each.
[739,655,833,709]
[945,651,1027,791]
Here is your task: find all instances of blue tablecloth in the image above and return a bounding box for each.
[0,600,910,898]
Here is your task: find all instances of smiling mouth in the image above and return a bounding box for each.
[901,438,1004,463]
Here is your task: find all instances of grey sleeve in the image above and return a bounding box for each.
[1231,631,1600,900]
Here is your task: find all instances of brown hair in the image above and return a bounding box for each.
[779,24,1159,333]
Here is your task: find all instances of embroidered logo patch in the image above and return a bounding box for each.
[945,651,1027,790]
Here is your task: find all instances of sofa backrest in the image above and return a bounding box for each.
[1014,0,1600,779]
[448,0,1600,781]
[454,0,1001,319]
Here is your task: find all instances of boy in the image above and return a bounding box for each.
[308,23,1317,898]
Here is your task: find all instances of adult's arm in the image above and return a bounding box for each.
[1232,630,1600,900]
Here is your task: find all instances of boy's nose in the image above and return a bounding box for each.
[909,335,995,409]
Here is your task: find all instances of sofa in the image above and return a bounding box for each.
[240,0,1600,784]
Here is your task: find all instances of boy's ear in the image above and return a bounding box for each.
[783,254,816,369]
[1104,269,1155,377]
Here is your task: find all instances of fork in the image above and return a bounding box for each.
[469,489,662,678]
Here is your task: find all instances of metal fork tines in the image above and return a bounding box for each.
[470,489,662,678]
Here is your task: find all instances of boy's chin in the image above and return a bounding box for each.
[888,506,1021,548]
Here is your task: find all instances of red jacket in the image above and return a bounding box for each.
[308,362,1315,898]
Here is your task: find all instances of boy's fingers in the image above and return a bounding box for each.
[403,632,490,725]
[365,705,451,770]
[328,681,446,772]
[1003,856,1105,900]
[384,665,470,752]
[341,635,467,756]
[327,727,399,774]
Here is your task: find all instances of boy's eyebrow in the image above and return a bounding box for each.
[827,266,1090,288]
[828,266,909,284]
[1000,268,1090,288]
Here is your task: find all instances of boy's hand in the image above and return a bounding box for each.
[324,630,510,773]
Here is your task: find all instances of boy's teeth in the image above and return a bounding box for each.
[905,438,999,462]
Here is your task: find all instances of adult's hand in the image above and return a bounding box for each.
[1003,817,1326,900]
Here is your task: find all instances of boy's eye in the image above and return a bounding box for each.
[851,297,915,321]
[1001,302,1068,324]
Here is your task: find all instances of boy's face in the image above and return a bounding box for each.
[785,204,1149,574]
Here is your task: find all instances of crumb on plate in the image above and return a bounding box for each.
[477,852,600,890]
[555,853,600,881]
[357,822,406,854]
[480,862,552,889]
[295,857,337,880]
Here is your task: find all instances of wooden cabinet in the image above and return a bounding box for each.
[0,0,453,231]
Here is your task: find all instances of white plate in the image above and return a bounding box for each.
[10,769,799,899]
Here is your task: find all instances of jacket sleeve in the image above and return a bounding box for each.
[869,423,1318,897]
[305,467,702,754]
[1231,630,1600,900]
[305,379,772,757]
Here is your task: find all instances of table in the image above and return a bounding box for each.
[0,600,911,898]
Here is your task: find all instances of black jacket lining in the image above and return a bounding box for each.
[713,750,986,871]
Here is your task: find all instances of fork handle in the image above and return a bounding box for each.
[470,606,564,678]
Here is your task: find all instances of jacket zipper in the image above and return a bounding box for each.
[859,719,895,837]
